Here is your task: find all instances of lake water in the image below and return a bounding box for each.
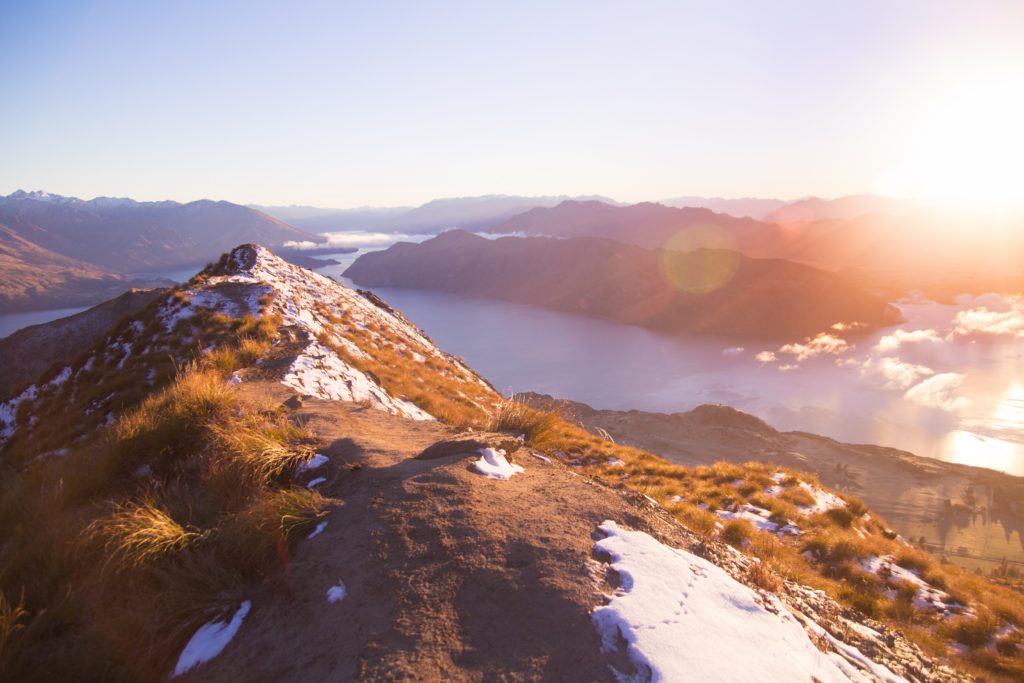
[0,306,91,339]
[316,251,1024,476]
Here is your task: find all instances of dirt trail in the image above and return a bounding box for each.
[187,385,675,682]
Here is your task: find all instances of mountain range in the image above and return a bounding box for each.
[345,230,900,338]
[254,194,623,234]
[0,190,318,312]
[0,190,316,272]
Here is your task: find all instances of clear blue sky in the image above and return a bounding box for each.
[2,1,1023,208]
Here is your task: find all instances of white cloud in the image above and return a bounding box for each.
[831,321,867,332]
[722,347,745,357]
[778,333,851,362]
[285,231,419,250]
[904,373,971,412]
[755,351,777,363]
[859,357,935,390]
[778,364,798,372]
[951,297,1024,339]
[873,328,943,353]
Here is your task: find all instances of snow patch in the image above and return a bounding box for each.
[470,448,524,480]
[307,520,328,540]
[282,340,433,421]
[591,521,891,682]
[173,601,251,677]
[327,581,347,603]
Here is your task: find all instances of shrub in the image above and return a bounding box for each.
[945,612,999,649]
[825,507,855,528]
[721,519,754,547]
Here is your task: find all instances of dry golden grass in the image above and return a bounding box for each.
[86,501,196,574]
[501,406,1024,680]
[0,362,340,680]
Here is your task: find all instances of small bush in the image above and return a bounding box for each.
[721,519,754,547]
[825,507,855,528]
[946,612,999,649]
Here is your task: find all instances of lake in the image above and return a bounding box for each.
[316,250,1024,476]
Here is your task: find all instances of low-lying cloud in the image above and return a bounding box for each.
[285,231,418,250]
[903,372,972,412]
[951,296,1024,339]
[873,328,942,353]
[778,333,851,362]
[859,357,935,391]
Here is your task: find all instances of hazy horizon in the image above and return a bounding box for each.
[3,1,1023,211]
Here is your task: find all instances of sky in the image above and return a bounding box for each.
[2,1,1023,208]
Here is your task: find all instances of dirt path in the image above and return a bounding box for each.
[185,388,677,682]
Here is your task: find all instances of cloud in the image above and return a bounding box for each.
[859,357,935,390]
[904,373,971,412]
[778,364,798,372]
[779,333,851,362]
[755,351,777,363]
[873,328,943,353]
[285,231,418,250]
[722,347,745,357]
[951,298,1024,339]
[831,322,867,332]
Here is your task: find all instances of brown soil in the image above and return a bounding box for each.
[187,382,676,682]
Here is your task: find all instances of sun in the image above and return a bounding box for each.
[878,71,1024,214]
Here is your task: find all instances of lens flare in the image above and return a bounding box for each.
[659,224,740,293]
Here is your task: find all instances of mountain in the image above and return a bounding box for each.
[0,190,318,273]
[487,199,793,257]
[0,246,1014,681]
[345,230,900,338]
[0,222,171,312]
[660,195,787,220]
[257,195,624,235]
[765,193,918,224]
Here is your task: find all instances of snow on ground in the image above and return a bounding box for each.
[799,482,848,514]
[765,472,847,515]
[717,504,802,536]
[470,448,524,480]
[591,521,899,683]
[296,453,329,474]
[173,601,251,677]
[282,340,433,420]
[860,555,968,615]
[326,581,347,603]
[0,364,71,443]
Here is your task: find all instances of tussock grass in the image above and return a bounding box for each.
[86,501,196,573]
[488,398,561,445]
[0,363,340,679]
[508,404,1024,680]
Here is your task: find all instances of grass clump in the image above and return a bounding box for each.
[0,365,340,680]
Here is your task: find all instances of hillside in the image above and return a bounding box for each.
[0,288,166,401]
[345,230,900,339]
[522,393,1024,573]
[0,190,318,273]
[0,246,1019,681]
[0,222,172,313]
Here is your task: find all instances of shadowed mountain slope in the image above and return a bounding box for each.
[345,230,899,339]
